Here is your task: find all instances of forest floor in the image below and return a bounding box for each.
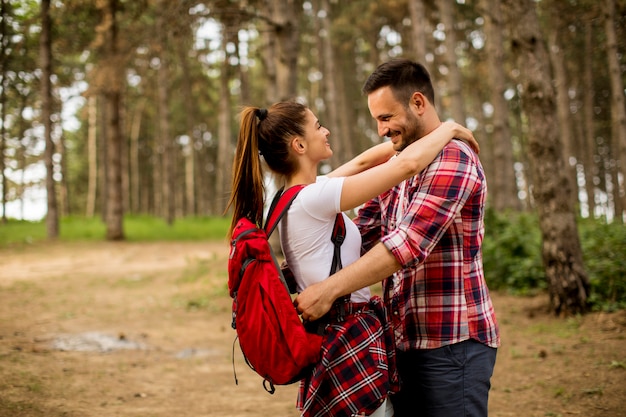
[0,241,624,417]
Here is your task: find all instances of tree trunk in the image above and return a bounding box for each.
[102,0,124,240]
[504,0,590,316]
[40,0,58,238]
[267,0,301,100]
[0,0,7,223]
[99,96,107,221]
[437,0,465,123]
[318,0,350,167]
[157,5,174,225]
[408,0,429,68]
[547,11,579,212]
[58,129,70,216]
[176,35,197,216]
[215,23,234,214]
[481,0,519,211]
[602,0,626,223]
[581,20,596,217]
[86,95,97,217]
[128,98,144,214]
[16,94,28,220]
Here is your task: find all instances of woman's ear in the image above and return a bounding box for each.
[291,137,306,154]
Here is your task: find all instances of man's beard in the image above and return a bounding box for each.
[396,111,423,153]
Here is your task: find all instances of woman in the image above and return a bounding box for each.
[227,102,477,417]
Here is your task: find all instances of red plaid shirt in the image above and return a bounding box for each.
[297,297,398,417]
[355,140,500,351]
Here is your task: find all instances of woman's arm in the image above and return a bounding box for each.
[328,123,479,179]
[338,121,476,211]
[327,141,396,178]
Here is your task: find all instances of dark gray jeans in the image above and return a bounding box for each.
[391,339,498,417]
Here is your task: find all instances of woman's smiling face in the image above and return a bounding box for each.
[302,108,332,160]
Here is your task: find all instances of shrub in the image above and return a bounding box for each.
[483,209,545,294]
[483,209,626,311]
[579,219,626,311]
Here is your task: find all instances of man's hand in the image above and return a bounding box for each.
[294,281,335,322]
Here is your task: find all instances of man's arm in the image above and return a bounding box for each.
[294,242,401,321]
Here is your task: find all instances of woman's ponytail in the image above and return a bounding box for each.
[227,107,266,237]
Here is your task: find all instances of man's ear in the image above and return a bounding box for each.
[411,92,427,114]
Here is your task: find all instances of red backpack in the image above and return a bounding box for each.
[228,185,345,393]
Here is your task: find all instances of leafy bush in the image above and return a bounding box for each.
[579,219,626,311]
[483,209,626,311]
[483,209,545,294]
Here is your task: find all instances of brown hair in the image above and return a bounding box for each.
[226,102,308,237]
[362,58,435,107]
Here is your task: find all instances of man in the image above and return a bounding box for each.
[294,58,500,417]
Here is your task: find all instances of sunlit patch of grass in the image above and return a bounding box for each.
[185,296,211,311]
[527,320,581,339]
[581,386,603,396]
[210,282,230,298]
[4,281,45,297]
[0,398,49,416]
[0,215,231,247]
[113,273,157,288]
[550,344,566,355]
[177,259,210,284]
[553,386,566,398]
[509,347,523,359]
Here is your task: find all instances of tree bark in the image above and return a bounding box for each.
[267,0,301,101]
[102,0,124,240]
[318,0,351,167]
[58,129,70,216]
[408,0,429,68]
[157,2,174,225]
[0,0,7,223]
[504,0,590,315]
[547,16,579,212]
[40,0,59,238]
[85,95,97,218]
[481,0,518,211]
[437,0,466,123]
[176,34,197,216]
[215,22,235,214]
[602,0,626,223]
[581,20,597,218]
[128,98,144,215]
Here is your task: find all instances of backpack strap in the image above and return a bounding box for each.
[268,186,350,337]
[262,185,306,298]
[264,185,306,237]
[266,185,346,275]
[329,213,345,275]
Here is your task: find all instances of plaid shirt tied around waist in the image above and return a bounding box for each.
[297,296,398,417]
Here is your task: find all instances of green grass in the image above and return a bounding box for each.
[0,215,231,246]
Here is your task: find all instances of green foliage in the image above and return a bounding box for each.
[0,220,48,245]
[483,209,546,294]
[120,215,230,242]
[483,210,626,311]
[0,215,231,247]
[579,219,626,311]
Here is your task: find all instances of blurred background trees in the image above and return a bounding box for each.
[1,0,625,314]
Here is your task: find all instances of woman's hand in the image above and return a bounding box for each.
[443,121,480,154]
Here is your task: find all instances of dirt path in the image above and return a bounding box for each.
[0,241,624,416]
